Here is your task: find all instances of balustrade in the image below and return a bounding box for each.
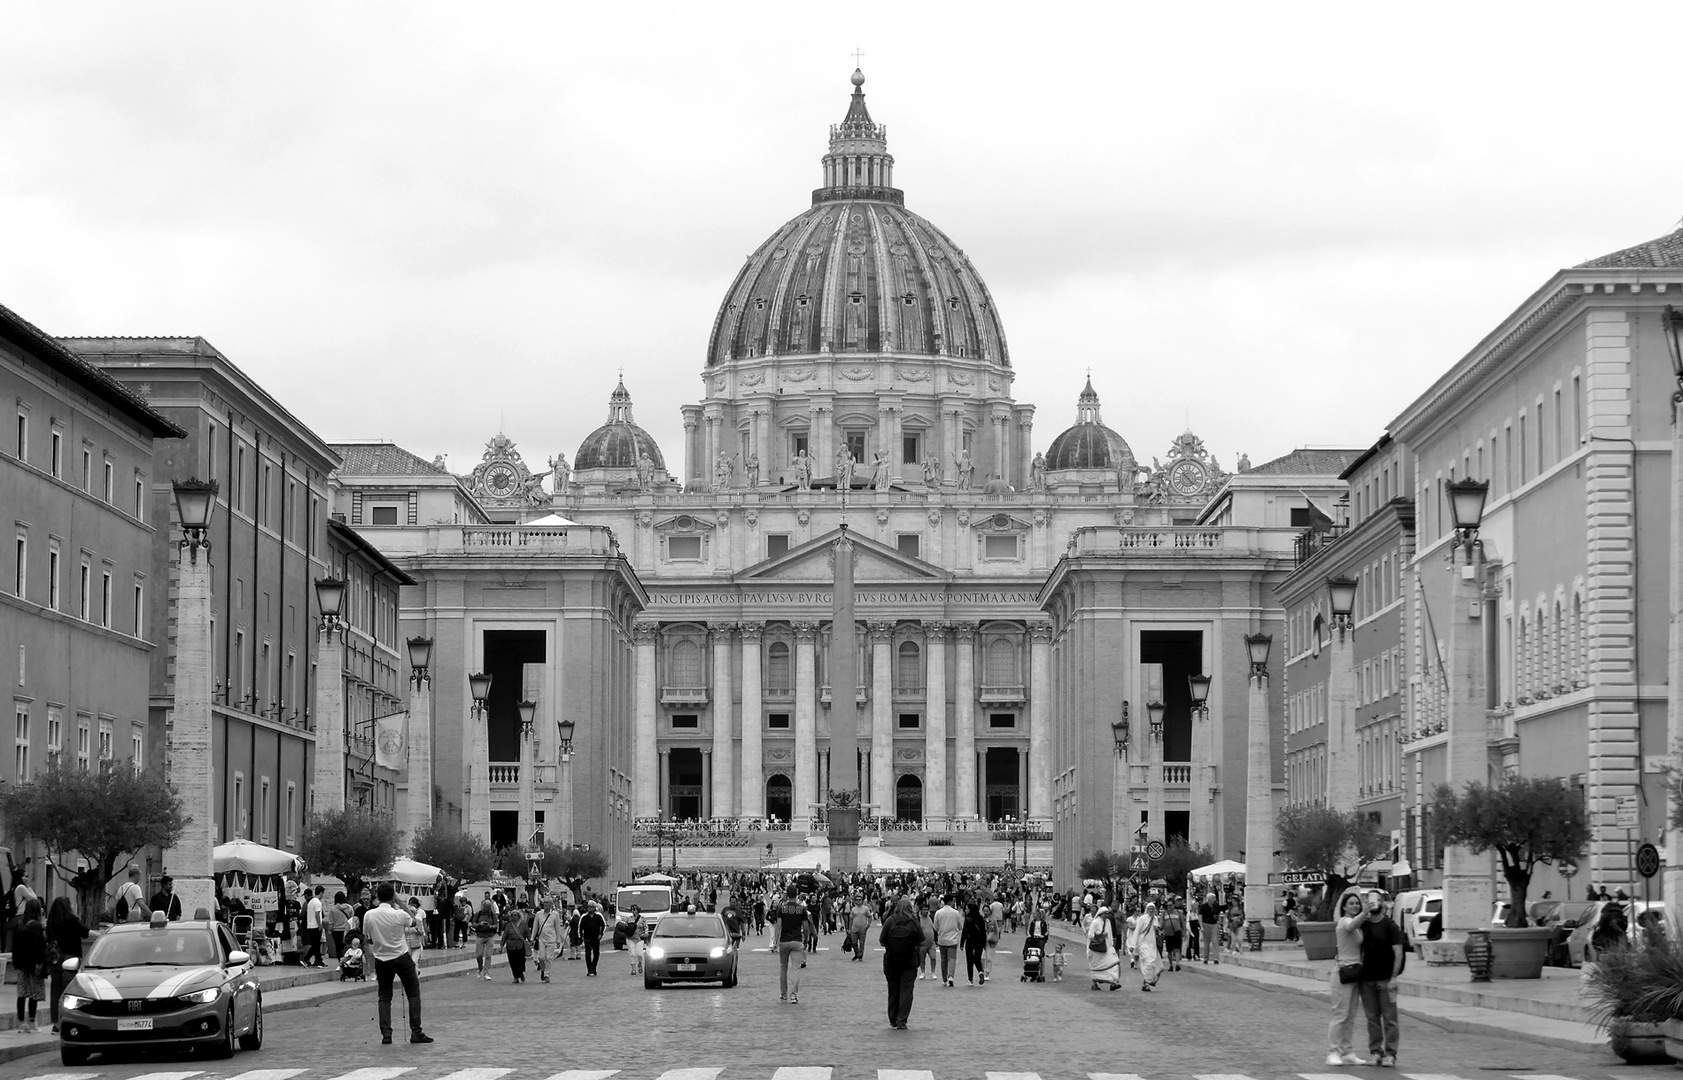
[489,763,520,784]
[1161,764,1192,785]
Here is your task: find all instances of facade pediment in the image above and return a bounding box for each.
[738,527,949,584]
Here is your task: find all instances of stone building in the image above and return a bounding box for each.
[1,303,184,894]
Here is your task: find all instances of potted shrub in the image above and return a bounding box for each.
[1582,936,1683,1064]
[1276,805,1384,961]
[1430,775,1588,979]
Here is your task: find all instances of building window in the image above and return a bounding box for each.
[369,505,399,525]
[671,714,699,729]
[79,561,90,621]
[983,535,1017,560]
[101,570,112,628]
[14,412,25,461]
[898,712,920,730]
[767,712,790,730]
[98,719,112,762]
[46,705,62,766]
[988,712,1016,729]
[233,772,246,837]
[902,434,919,465]
[668,535,703,561]
[235,446,245,512]
[49,430,60,477]
[103,459,114,503]
[766,534,790,560]
[765,641,791,693]
[792,433,809,459]
[14,704,29,780]
[131,726,144,774]
[986,639,1018,686]
[259,777,271,843]
[260,463,271,526]
[669,639,702,687]
[80,448,91,492]
[76,717,89,772]
[285,782,297,845]
[11,535,23,599]
[133,581,144,636]
[896,641,921,692]
[845,432,866,465]
[135,475,146,520]
[896,534,920,558]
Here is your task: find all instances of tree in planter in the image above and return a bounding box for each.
[1430,774,1588,927]
[409,821,494,885]
[1150,839,1215,899]
[300,809,401,902]
[1,761,187,924]
[537,845,611,905]
[1276,804,1385,920]
[1077,849,1129,906]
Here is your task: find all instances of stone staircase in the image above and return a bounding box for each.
[631,828,1051,872]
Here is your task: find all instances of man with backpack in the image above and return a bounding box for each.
[878,897,927,1030]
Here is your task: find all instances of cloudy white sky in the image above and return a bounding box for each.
[3,2,1678,477]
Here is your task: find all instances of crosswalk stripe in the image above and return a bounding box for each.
[880,1073,935,1080]
[129,1073,205,1080]
[1511,1076,1584,1080]
[1194,1075,1257,1080]
[434,1071,514,1080]
[542,1072,620,1080]
[328,1070,416,1080]
[1087,1074,1150,1080]
[986,1073,1042,1080]
[227,1071,310,1080]
[1300,1074,1350,1080]
[653,1070,723,1080]
[771,1069,832,1080]
[16,1074,100,1080]
[1400,1075,1470,1080]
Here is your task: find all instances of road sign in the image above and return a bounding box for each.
[1636,843,1661,880]
[1616,795,1640,830]
[1145,840,1166,861]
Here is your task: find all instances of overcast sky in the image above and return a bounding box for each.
[3,2,1678,479]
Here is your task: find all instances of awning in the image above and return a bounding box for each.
[213,839,302,876]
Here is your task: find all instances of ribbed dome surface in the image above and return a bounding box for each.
[575,379,665,471]
[1046,422,1133,471]
[705,200,1009,367]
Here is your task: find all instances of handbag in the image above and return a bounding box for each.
[1088,931,1108,952]
[1337,961,1364,984]
[842,935,853,953]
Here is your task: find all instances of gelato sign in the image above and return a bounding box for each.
[648,590,1039,607]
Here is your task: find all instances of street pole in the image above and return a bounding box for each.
[1242,634,1274,933]
[827,526,862,873]
[467,673,492,843]
[163,480,218,921]
[1665,308,1683,910]
[405,637,433,842]
[1442,481,1493,941]
[1326,578,1357,813]
[312,582,347,816]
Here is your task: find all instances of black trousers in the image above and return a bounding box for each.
[507,947,527,980]
[964,942,985,982]
[884,961,917,1026]
[302,928,323,966]
[374,951,421,1036]
[583,937,601,974]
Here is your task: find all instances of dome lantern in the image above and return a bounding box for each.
[816,68,900,206]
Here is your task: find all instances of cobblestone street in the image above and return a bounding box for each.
[0,936,1656,1080]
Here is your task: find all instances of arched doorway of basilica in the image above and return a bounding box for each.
[984,747,1021,823]
[765,774,793,824]
[895,775,922,824]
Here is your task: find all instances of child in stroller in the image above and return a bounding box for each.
[339,934,367,981]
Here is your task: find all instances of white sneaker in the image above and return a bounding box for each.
[1326,1052,1345,1066]
[1341,1054,1369,1066]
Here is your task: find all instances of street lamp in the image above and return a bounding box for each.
[556,719,576,761]
[172,479,218,560]
[314,577,346,635]
[1446,478,1490,553]
[407,637,434,685]
[1242,631,1273,945]
[469,672,493,713]
[164,477,218,921]
[1187,674,1211,719]
[405,636,435,839]
[518,699,537,739]
[1146,700,1165,741]
[1112,709,1130,758]
[1442,476,1492,940]
[1663,307,1683,909]
[1327,576,1357,637]
[467,672,493,840]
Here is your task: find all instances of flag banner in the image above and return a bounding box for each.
[375,711,409,770]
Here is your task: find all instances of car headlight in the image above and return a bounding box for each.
[179,988,221,1004]
[646,946,665,960]
[710,946,726,958]
[59,994,92,1011]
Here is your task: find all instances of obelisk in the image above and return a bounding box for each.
[828,524,861,872]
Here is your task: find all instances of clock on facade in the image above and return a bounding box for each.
[485,463,518,498]
[1167,459,1208,496]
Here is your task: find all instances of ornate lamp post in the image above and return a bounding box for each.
[162,479,218,921]
[1442,478,1492,938]
[517,699,538,846]
[467,671,493,841]
[311,576,348,816]
[1111,706,1131,857]
[1145,700,1166,844]
[405,636,434,841]
[1187,673,1212,851]
[1326,575,1357,813]
[556,718,576,848]
[1242,632,1275,940]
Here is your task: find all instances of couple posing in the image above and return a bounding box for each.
[1327,887,1404,1067]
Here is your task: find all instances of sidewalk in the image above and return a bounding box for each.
[0,947,496,1066]
[1043,923,1609,1053]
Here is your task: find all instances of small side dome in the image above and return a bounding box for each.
[575,379,666,471]
[1045,378,1134,471]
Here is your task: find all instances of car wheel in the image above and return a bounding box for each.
[206,1005,238,1059]
[60,1047,90,1067]
[238,997,263,1051]
[644,972,661,989]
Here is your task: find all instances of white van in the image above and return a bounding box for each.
[615,882,676,927]
[1394,889,1442,943]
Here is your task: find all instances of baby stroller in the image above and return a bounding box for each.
[1021,936,1046,982]
[338,950,367,981]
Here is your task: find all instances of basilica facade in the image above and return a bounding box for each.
[335,70,1333,882]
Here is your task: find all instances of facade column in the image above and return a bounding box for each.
[739,623,764,820]
[924,623,948,829]
[517,722,536,845]
[633,624,659,818]
[793,621,819,829]
[1028,624,1052,824]
[710,622,735,821]
[870,622,894,823]
[658,748,671,817]
[162,529,216,920]
[1243,637,1276,926]
[1017,409,1035,490]
[953,623,978,822]
[701,748,713,820]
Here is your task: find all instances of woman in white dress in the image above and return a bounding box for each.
[1085,906,1122,990]
[1137,901,1165,991]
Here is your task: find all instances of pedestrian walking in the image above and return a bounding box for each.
[324,891,352,959]
[1137,901,1165,991]
[982,898,1004,983]
[302,885,326,967]
[471,897,500,980]
[848,894,873,961]
[502,905,530,983]
[1198,891,1220,963]
[45,896,86,1034]
[879,896,926,1030]
[933,894,962,986]
[1161,899,1184,971]
[1085,905,1122,990]
[11,898,45,1033]
[773,884,813,1004]
[916,902,938,980]
[532,898,563,982]
[363,883,432,1045]
[579,900,606,975]
[1326,887,1371,1066]
[1358,889,1404,1067]
[960,901,988,985]
[625,904,647,974]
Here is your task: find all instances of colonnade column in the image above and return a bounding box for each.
[657,748,671,818]
[633,624,659,818]
[739,624,764,819]
[1028,623,1052,824]
[793,621,819,829]
[870,622,894,822]
[993,410,1009,481]
[710,622,735,820]
[924,623,949,829]
[953,623,978,822]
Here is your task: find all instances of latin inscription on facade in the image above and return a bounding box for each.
[648,590,1039,607]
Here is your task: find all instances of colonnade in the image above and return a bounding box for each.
[631,619,1053,829]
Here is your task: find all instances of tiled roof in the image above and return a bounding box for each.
[1576,228,1683,269]
[0,305,186,439]
[329,442,449,477]
[1246,448,1365,476]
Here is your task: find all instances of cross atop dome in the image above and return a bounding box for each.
[817,67,899,205]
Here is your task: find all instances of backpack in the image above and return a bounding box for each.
[882,917,919,957]
[114,895,128,923]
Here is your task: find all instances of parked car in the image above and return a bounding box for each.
[643,911,738,989]
[1564,899,1666,967]
[1395,889,1441,943]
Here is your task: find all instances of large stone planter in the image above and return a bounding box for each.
[1487,926,1554,979]
[1660,1019,1683,1064]
[1609,1019,1669,1064]
[1298,921,1337,961]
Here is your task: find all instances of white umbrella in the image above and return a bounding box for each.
[213,839,301,876]
[382,857,443,885]
[1190,859,1248,878]
[635,872,678,883]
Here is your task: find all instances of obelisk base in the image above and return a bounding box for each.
[829,807,861,873]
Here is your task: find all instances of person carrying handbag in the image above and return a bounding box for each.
[502,906,530,984]
[10,898,45,1033]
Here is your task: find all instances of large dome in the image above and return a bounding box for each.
[704,71,1009,368]
[575,380,666,471]
[1046,379,1134,471]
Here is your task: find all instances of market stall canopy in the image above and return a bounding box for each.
[635,872,677,883]
[213,839,302,876]
[1190,860,1248,878]
[381,857,443,885]
[527,512,580,526]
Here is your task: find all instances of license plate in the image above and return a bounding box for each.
[676,963,697,972]
[117,1018,153,1031]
